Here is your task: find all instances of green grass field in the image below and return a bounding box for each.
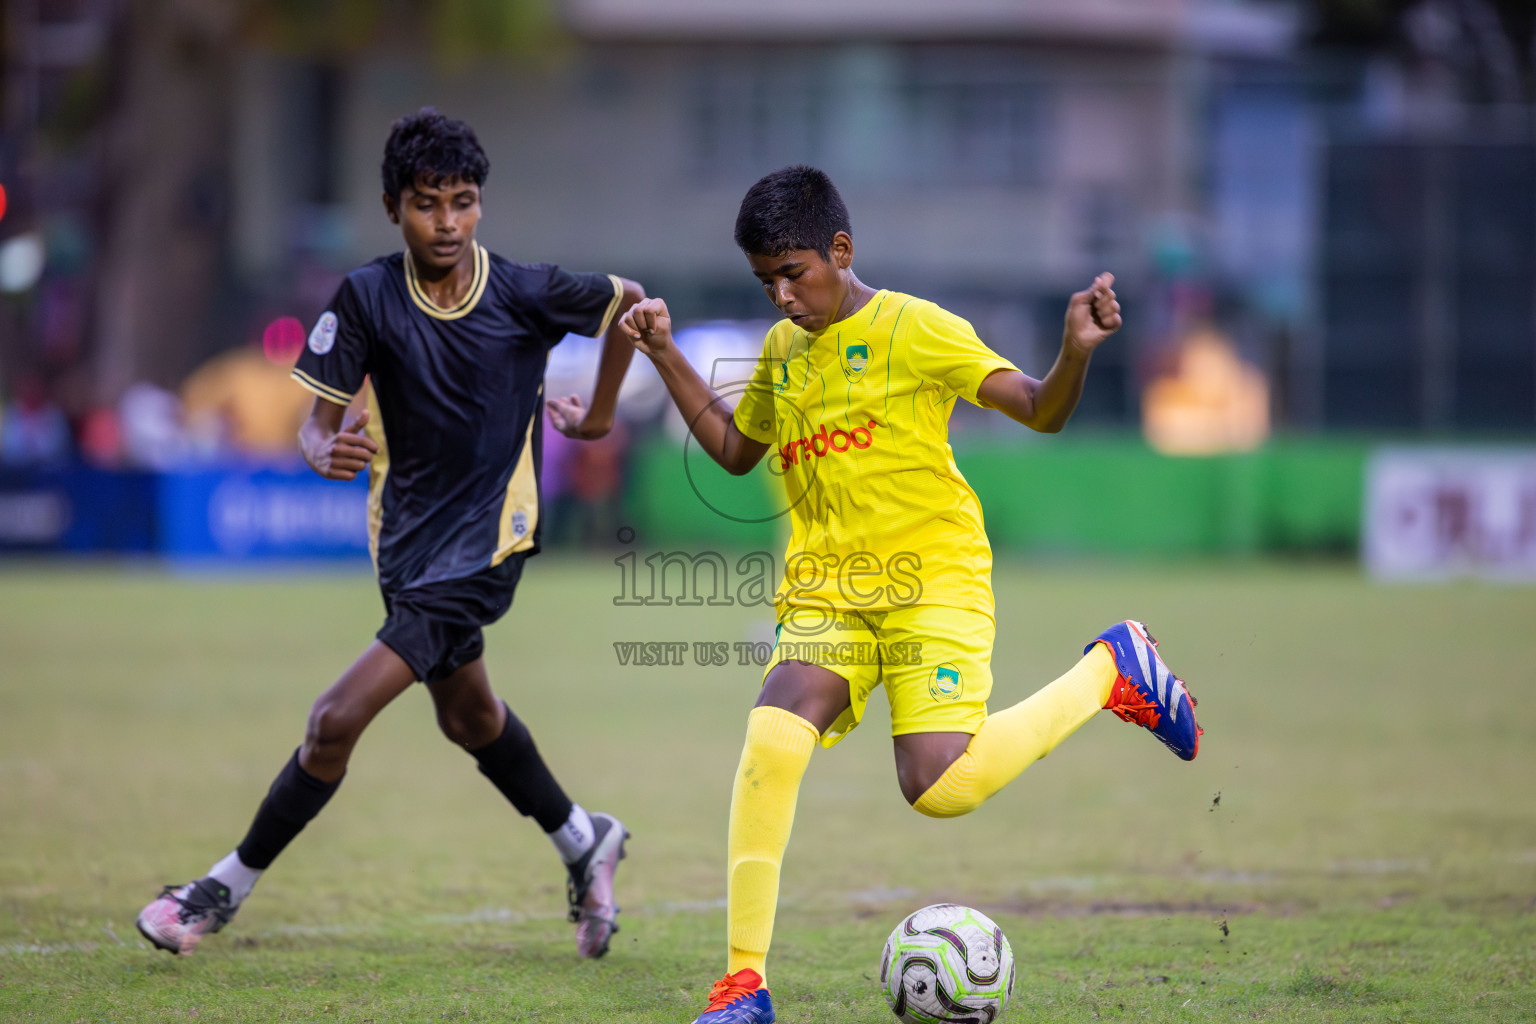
[2,558,1533,1022]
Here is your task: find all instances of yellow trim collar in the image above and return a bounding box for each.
[405,244,489,320]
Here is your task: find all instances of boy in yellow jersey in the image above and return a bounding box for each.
[622,166,1203,1023]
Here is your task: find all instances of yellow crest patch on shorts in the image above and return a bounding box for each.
[929,663,963,702]
[761,604,994,748]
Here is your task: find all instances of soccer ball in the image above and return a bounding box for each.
[879,903,1014,1023]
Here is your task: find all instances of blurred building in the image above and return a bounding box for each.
[3,0,1533,439]
[231,0,1305,430]
[1312,0,1536,432]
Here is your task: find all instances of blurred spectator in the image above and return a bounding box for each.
[77,406,125,467]
[119,383,190,470]
[1142,326,1270,456]
[574,421,631,547]
[662,322,774,443]
[544,412,631,548]
[541,323,768,547]
[0,375,73,466]
[545,331,669,428]
[179,317,312,459]
[543,411,577,541]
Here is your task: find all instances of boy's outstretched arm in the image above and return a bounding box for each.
[620,297,770,476]
[547,277,646,439]
[978,272,1122,434]
[299,398,377,480]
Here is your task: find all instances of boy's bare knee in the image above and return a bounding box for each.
[305,696,364,751]
[895,738,970,806]
[300,696,367,777]
[436,694,503,750]
[900,762,961,808]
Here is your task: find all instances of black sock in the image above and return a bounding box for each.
[472,702,573,833]
[235,749,342,870]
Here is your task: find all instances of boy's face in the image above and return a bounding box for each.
[384,176,481,271]
[746,231,855,333]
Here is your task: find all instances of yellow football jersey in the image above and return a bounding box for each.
[733,290,1018,621]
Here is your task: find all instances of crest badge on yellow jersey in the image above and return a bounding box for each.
[843,342,869,382]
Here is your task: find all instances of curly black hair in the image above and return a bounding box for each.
[381,107,489,198]
[733,165,851,259]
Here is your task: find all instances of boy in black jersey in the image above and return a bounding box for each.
[137,109,643,959]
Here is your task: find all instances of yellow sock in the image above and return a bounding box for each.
[914,643,1116,819]
[725,706,818,985]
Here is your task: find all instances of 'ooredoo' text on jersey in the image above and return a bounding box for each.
[732,290,1018,619]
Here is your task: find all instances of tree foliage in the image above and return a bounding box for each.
[246,0,561,65]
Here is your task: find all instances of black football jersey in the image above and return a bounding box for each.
[293,244,622,593]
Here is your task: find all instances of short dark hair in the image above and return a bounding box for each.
[734,165,851,259]
[381,108,489,198]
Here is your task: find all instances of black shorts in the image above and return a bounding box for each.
[376,555,526,684]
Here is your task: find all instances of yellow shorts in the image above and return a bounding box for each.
[762,604,995,748]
